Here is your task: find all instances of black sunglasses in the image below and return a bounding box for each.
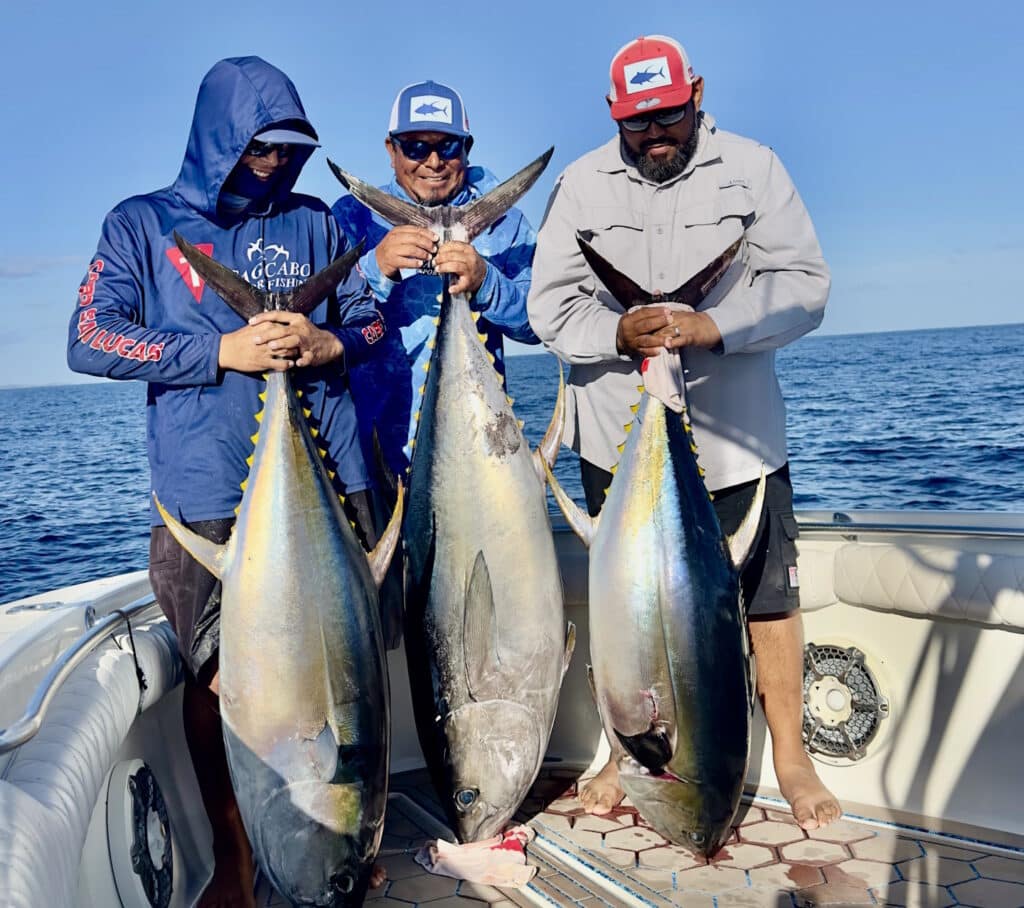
[244,139,294,158]
[619,107,689,133]
[391,135,466,162]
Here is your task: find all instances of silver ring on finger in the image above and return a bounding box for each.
[674,325,681,337]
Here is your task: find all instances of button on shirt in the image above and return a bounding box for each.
[527,115,830,491]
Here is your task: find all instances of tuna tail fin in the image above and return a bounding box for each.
[329,149,554,242]
[576,234,653,308]
[542,460,598,548]
[173,232,364,321]
[368,479,404,589]
[576,234,743,309]
[286,240,365,316]
[327,161,438,230]
[726,463,767,569]
[173,231,266,320]
[532,359,565,487]
[152,493,228,579]
[457,148,554,241]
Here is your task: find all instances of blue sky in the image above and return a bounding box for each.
[2,1,1021,387]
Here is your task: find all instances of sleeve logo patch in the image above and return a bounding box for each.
[361,318,385,345]
[166,243,214,302]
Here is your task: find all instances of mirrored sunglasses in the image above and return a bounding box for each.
[244,139,294,158]
[619,107,689,133]
[392,135,466,162]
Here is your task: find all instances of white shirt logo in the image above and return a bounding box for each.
[624,56,673,94]
[409,95,454,124]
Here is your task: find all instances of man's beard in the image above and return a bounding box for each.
[633,118,700,183]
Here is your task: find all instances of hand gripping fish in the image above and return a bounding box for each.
[155,235,403,906]
[329,152,576,843]
[545,237,764,858]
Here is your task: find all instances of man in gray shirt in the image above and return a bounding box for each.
[528,34,840,830]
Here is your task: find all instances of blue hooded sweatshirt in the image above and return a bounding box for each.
[67,57,385,525]
[332,168,539,476]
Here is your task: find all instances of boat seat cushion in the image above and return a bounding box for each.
[831,542,1024,629]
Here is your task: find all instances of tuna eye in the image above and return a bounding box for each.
[332,873,355,894]
[455,788,479,811]
[689,831,706,846]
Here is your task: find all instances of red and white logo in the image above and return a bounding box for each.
[166,243,213,302]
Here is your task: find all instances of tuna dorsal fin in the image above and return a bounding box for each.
[458,148,554,241]
[327,161,437,230]
[532,360,566,487]
[152,493,228,579]
[367,480,405,589]
[562,622,577,679]
[576,234,652,308]
[174,231,266,320]
[372,424,399,508]
[463,551,503,701]
[585,665,597,704]
[727,463,767,569]
[542,460,598,549]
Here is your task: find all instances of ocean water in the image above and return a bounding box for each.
[2,323,1022,605]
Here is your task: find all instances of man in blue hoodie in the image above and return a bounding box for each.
[331,80,540,481]
[68,57,386,906]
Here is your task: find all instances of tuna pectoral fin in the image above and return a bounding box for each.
[368,480,404,589]
[532,361,565,487]
[614,727,672,774]
[542,460,598,548]
[152,493,227,579]
[726,463,767,570]
[562,622,577,679]
[463,552,504,701]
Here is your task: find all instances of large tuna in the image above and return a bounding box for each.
[546,238,762,857]
[155,236,402,906]
[329,153,575,842]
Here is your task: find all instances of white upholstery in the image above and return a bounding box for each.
[0,622,180,907]
[831,543,1024,630]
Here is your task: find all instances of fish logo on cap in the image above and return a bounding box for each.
[624,57,673,94]
[410,95,454,124]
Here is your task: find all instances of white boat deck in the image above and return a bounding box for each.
[256,769,1024,908]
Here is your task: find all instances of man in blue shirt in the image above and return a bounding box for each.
[332,80,540,481]
[68,57,386,906]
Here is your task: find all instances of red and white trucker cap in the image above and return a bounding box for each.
[607,35,696,121]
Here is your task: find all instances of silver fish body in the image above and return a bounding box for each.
[157,371,393,906]
[592,395,752,856]
[404,292,571,843]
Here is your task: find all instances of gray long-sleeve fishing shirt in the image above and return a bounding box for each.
[527,114,830,491]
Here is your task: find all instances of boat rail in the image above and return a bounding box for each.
[797,513,1024,540]
[0,594,162,755]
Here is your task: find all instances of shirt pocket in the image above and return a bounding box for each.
[680,184,755,232]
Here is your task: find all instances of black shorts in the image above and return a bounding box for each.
[580,460,800,617]
[149,518,232,681]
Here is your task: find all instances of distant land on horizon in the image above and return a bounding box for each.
[4,320,1022,392]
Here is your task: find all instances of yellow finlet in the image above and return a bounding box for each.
[246,455,254,467]
[423,362,430,373]
[426,340,435,350]
[250,433,259,445]
[239,479,248,491]
[435,295,443,304]
[623,423,634,433]
[318,448,328,459]
[506,396,515,406]
[339,493,347,504]
[328,470,336,480]
[414,412,420,422]
[610,464,618,474]
[471,311,481,323]
[636,384,645,393]
[617,443,626,454]
[418,384,426,396]
[517,419,525,429]
[478,333,488,343]
[486,352,495,365]
[630,403,640,414]
[432,316,441,326]
[258,391,267,402]
[295,389,303,399]
[303,408,312,419]
[234,504,241,516]
[311,427,320,438]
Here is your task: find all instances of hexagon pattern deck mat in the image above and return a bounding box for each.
[257,768,1024,907]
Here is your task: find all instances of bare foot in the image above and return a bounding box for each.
[776,755,842,830]
[197,852,256,908]
[579,759,625,815]
[369,862,388,888]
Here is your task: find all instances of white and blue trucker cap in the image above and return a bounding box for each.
[387,80,471,138]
